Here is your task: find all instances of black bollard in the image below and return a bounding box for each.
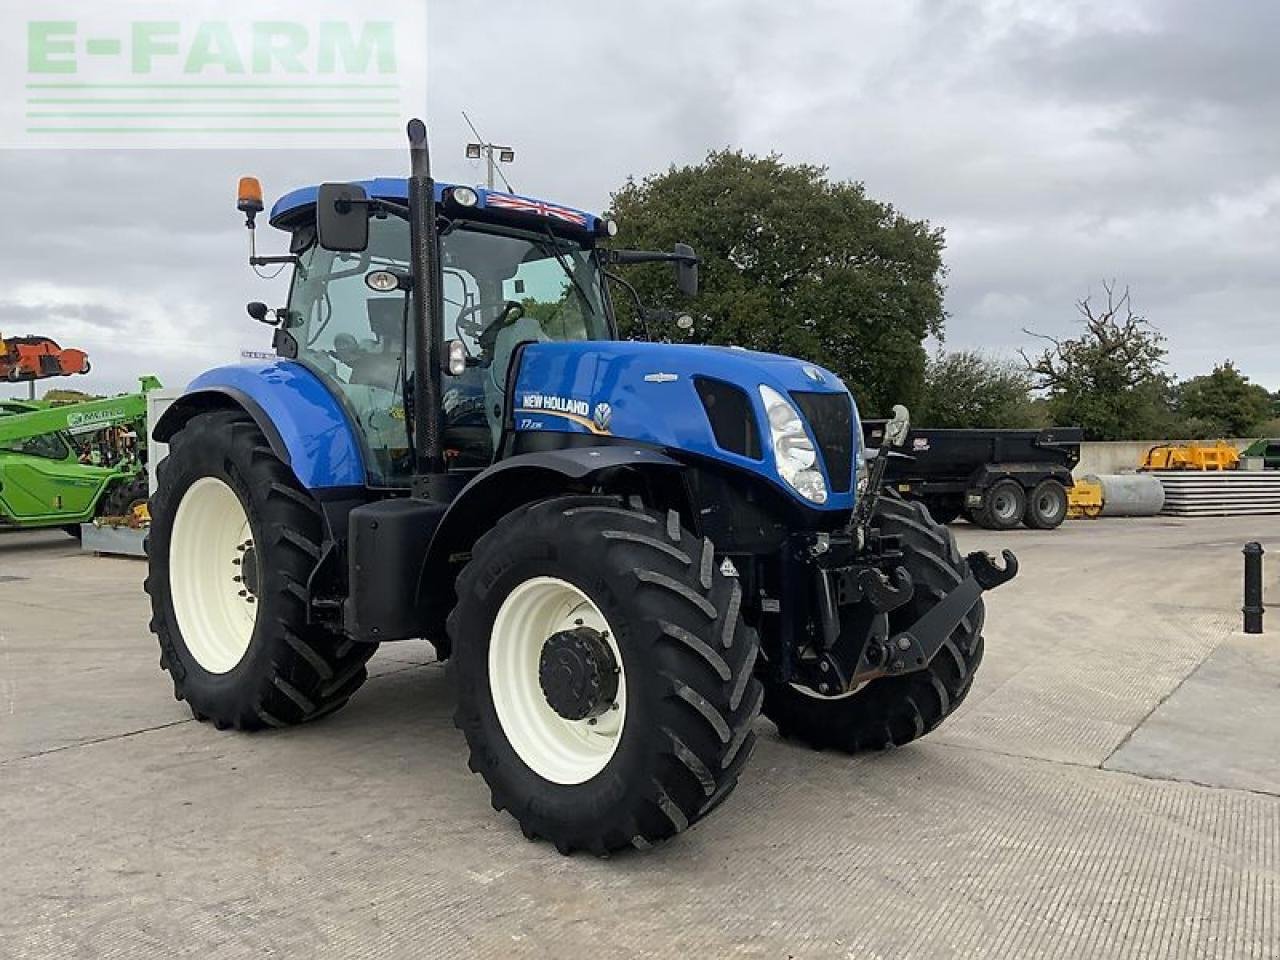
[1243,541,1264,634]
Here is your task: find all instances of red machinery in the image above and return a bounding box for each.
[0,334,91,383]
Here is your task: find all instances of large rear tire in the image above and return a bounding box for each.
[449,495,762,855]
[762,493,984,751]
[145,409,374,729]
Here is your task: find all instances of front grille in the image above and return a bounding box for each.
[694,377,762,460]
[790,390,854,492]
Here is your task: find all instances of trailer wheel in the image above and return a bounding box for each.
[145,409,374,730]
[762,493,984,752]
[449,495,762,855]
[1023,479,1068,529]
[972,478,1025,530]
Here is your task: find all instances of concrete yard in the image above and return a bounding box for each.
[2,517,1278,958]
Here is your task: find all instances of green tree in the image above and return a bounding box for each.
[1175,361,1272,437]
[608,150,946,415]
[1022,282,1173,440]
[918,350,1046,428]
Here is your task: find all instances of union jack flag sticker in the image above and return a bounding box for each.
[485,192,589,227]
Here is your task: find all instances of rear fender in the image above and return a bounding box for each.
[153,362,365,492]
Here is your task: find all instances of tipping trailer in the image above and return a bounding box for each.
[145,120,1019,855]
[861,422,1082,529]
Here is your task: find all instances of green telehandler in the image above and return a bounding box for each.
[0,376,160,537]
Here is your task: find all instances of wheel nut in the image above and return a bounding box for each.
[897,636,911,651]
[819,662,829,673]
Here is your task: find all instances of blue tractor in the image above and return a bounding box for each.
[147,121,1016,854]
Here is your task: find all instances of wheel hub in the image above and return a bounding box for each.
[237,541,259,598]
[538,626,619,721]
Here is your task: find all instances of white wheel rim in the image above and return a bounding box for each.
[169,477,258,674]
[489,576,627,785]
[790,679,869,700]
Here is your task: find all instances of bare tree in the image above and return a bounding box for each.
[1020,281,1166,391]
[1020,281,1171,439]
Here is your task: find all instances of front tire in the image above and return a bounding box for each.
[762,494,984,752]
[449,496,762,855]
[922,495,962,525]
[145,410,374,729]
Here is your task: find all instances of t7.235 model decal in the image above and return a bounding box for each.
[514,394,613,435]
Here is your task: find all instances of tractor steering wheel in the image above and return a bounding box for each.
[455,300,524,341]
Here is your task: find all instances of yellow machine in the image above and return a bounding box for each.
[1140,441,1240,472]
[1067,478,1103,519]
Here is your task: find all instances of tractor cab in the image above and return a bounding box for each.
[265,181,619,484]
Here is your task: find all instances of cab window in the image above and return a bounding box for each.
[0,433,70,460]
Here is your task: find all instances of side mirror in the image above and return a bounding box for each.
[246,301,278,325]
[316,183,369,252]
[673,243,698,297]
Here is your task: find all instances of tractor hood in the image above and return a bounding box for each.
[511,341,860,510]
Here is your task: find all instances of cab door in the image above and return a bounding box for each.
[0,434,107,522]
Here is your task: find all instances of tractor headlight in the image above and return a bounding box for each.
[758,385,828,504]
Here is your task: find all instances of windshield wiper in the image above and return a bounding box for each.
[539,226,597,319]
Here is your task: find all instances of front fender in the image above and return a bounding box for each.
[426,445,684,561]
[153,361,365,491]
[418,446,685,626]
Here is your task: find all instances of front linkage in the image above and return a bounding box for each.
[779,405,1019,697]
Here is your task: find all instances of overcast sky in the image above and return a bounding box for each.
[2,0,1277,400]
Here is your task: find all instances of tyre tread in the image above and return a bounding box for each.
[146,409,373,732]
[449,494,762,855]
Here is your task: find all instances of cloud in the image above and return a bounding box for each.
[1,0,1276,403]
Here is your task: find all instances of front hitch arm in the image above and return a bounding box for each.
[805,548,1018,692]
[969,549,1019,590]
[853,548,1018,682]
[860,566,914,615]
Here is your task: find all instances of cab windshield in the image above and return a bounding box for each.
[285,215,611,486]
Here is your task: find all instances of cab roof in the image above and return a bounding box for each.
[269,178,602,238]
